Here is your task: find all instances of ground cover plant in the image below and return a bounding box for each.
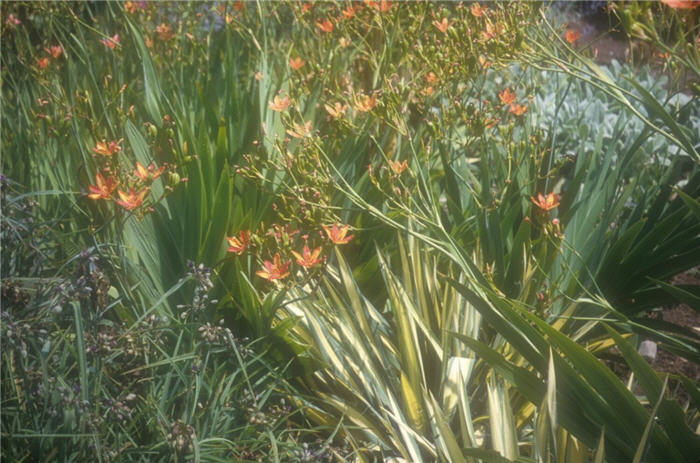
[2,1,699,462]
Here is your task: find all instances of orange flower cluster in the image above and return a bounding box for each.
[36,45,63,71]
[87,154,169,213]
[226,223,354,282]
[156,23,174,41]
[499,88,528,117]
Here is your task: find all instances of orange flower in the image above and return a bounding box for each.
[269,95,292,112]
[291,244,323,268]
[365,0,393,12]
[286,121,313,139]
[388,159,408,175]
[116,187,148,211]
[434,18,449,33]
[660,0,700,8]
[342,5,358,19]
[36,57,49,70]
[355,93,377,112]
[565,29,581,44]
[226,230,251,255]
[471,3,486,17]
[316,19,334,33]
[46,45,63,59]
[508,103,528,116]
[530,193,560,212]
[324,102,348,118]
[134,161,166,182]
[93,139,122,157]
[100,34,120,49]
[498,88,517,105]
[88,172,119,200]
[289,57,306,70]
[256,254,291,280]
[323,223,354,244]
[124,1,138,14]
[301,2,314,14]
[426,72,438,84]
[156,23,174,41]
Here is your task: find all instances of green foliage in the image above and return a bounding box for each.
[2,1,699,462]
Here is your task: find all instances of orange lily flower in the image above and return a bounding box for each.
[286,121,313,139]
[124,1,144,14]
[93,139,122,157]
[269,95,292,112]
[256,254,291,280]
[316,19,334,33]
[660,0,699,8]
[355,93,377,112]
[134,161,166,182]
[88,172,119,200]
[498,88,517,105]
[301,2,313,14]
[342,5,358,19]
[46,46,63,59]
[365,0,393,12]
[156,23,174,41]
[289,57,306,70]
[471,3,486,17]
[530,193,560,212]
[324,102,348,118]
[509,103,528,116]
[388,159,408,175]
[434,18,449,33]
[116,187,148,211]
[36,57,49,70]
[323,223,354,244]
[565,29,581,44]
[291,244,323,268]
[100,34,120,49]
[227,230,251,255]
